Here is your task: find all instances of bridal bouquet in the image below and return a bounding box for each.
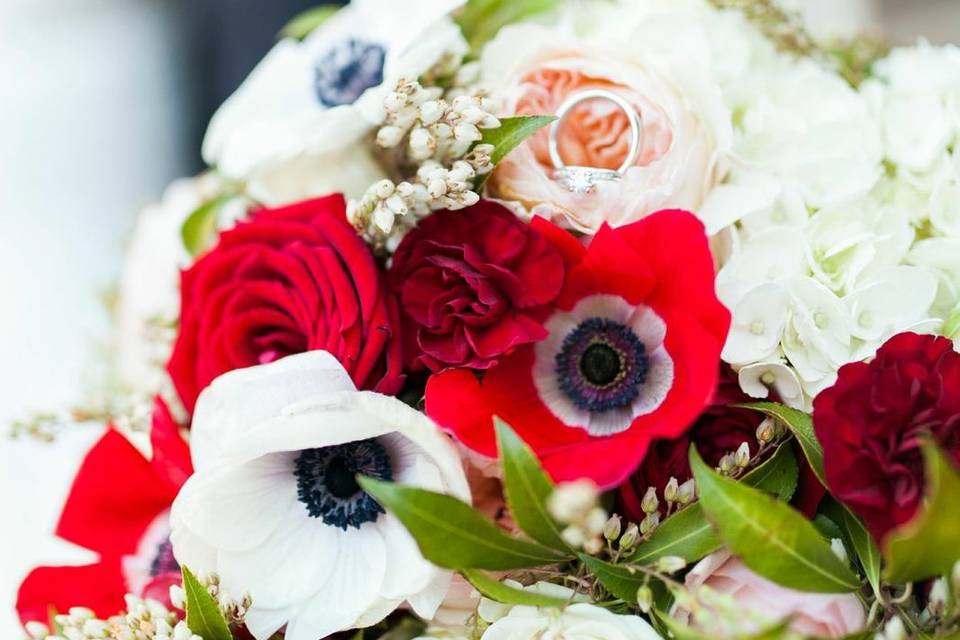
[15,1,960,639]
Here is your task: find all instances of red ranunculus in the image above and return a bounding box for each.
[388,201,565,371]
[427,210,730,487]
[168,194,403,413]
[814,332,960,542]
[17,398,190,625]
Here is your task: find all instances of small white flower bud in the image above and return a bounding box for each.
[560,525,586,549]
[603,514,622,541]
[548,480,599,523]
[656,555,687,574]
[882,616,906,640]
[385,194,408,216]
[619,523,640,550]
[641,487,659,515]
[427,178,448,199]
[639,512,660,535]
[68,607,94,620]
[373,206,395,233]
[25,621,49,639]
[830,538,848,565]
[929,577,948,615]
[373,179,395,199]
[583,536,604,555]
[756,417,778,444]
[83,618,109,637]
[409,127,436,160]
[585,507,609,536]
[636,585,653,613]
[677,479,696,504]
[384,91,407,113]
[718,454,736,474]
[459,190,480,207]
[664,477,679,502]
[453,121,481,143]
[735,442,751,468]
[376,125,405,148]
[418,100,445,125]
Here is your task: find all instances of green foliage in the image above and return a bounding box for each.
[279,4,340,40]
[579,554,649,603]
[455,0,561,52]
[474,115,555,189]
[359,477,569,570]
[738,402,826,485]
[884,442,960,583]
[462,569,568,607]
[181,195,233,257]
[823,499,882,596]
[495,418,569,551]
[629,442,798,565]
[181,567,233,640]
[690,448,860,593]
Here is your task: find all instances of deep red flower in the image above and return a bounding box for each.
[168,194,403,414]
[427,210,730,487]
[814,332,960,542]
[389,202,565,371]
[17,398,191,625]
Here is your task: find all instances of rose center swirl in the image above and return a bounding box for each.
[555,317,649,413]
[294,439,393,530]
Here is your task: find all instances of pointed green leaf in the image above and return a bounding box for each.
[461,569,568,607]
[359,477,569,570]
[280,4,340,40]
[884,442,960,583]
[738,401,826,486]
[629,443,798,565]
[182,566,233,640]
[823,500,881,597]
[691,448,860,593]
[474,115,555,189]
[455,0,561,51]
[181,195,232,257]
[578,554,649,603]
[495,418,568,551]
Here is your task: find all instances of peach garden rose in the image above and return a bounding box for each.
[481,22,732,233]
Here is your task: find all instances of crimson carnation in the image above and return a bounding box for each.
[389,201,565,371]
[814,332,960,542]
[427,210,730,487]
[167,194,403,413]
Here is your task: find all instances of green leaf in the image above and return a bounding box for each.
[629,443,798,565]
[455,0,561,51]
[495,418,568,551]
[884,442,960,583]
[579,554,656,605]
[462,569,568,607]
[181,566,233,640]
[280,4,340,40]
[181,195,231,257]
[474,115,555,189]
[690,447,860,593]
[823,500,881,597]
[359,477,569,570]
[738,402,826,486]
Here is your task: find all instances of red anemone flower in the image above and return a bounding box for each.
[17,398,191,626]
[426,210,730,487]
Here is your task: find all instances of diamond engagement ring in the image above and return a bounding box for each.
[548,89,642,193]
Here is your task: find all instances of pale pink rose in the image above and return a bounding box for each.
[676,551,866,638]
[481,23,731,233]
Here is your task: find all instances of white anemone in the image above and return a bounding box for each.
[203,0,466,204]
[170,351,470,640]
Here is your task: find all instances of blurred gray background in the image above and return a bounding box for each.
[0,0,956,635]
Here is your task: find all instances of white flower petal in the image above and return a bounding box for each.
[722,283,789,365]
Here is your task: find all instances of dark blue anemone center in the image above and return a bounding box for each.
[295,439,392,530]
[314,38,386,107]
[555,317,649,413]
[150,538,180,577]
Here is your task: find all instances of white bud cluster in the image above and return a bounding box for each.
[191,572,252,627]
[28,597,199,640]
[348,74,500,245]
[547,480,608,554]
[718,441,752,476]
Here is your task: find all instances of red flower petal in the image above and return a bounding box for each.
[17,560,126,625]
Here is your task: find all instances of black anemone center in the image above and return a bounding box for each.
[294,439,393,530]
[580,343,622,387]
[324,456,361,499]
[314,38,387,107]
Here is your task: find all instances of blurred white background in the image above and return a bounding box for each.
[0,0,957,636]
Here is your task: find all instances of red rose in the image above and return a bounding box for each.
[168,194,402,413]
[814,332,960,542]
[388,201,565,371]
[427,210,730,488]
